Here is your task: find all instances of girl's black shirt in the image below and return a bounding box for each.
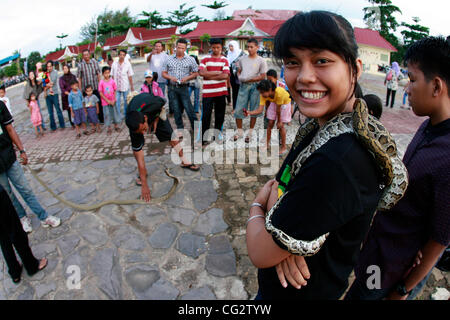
[258,130,383,300]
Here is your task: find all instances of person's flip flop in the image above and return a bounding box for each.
[181,163,200,171]
[12,265,23,284]
[135,177,142,186]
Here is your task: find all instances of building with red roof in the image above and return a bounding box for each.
[184,18,284,53]
[232,9,299,20]
[45,42,101,63]
[354,27,397,74]
[102,27,178,57]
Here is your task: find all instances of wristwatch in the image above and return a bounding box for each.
[395,281,412,296]
[19,149,26,154]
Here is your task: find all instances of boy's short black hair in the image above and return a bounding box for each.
[82,49,90,54]
[247,38,258,46]
[176,38,188,46]
[0,85,5,92]
[46,60,54,66]
[70,81,78,86]
[119,49,127,55]
[85,84,93,90]
[363,94,383,120]
[125,111,145,132]
[210,38,222,46]
[102,66,111,74]
[404,36,450,96]
[257,79,277,92]
[266,69,278,78]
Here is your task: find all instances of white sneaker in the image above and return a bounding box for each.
[21,216,33,233]
[41,215,61,228]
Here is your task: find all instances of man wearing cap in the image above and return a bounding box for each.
[125,92,199,202]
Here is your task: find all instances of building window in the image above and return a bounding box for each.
[380,54,389,62]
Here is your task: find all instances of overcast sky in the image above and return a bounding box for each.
[1,0,448,59]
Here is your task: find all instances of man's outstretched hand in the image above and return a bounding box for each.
[141,184,151,202]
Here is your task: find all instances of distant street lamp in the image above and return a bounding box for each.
[56,33,69,50]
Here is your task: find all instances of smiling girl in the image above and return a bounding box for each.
[246,11,407,300]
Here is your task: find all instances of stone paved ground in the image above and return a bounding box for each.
[0,61,447,300]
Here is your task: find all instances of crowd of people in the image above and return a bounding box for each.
[0,10,448,301]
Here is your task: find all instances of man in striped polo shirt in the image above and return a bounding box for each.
[198,39,230,146]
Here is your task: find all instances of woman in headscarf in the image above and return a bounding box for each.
[227,40,246,110]
[59,64,78,127]
[384,61,402,108]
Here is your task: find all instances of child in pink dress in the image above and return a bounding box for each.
[28,93,44,138]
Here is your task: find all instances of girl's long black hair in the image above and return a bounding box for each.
[274,11,359,97]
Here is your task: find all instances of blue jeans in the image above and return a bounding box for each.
[103,105,121,127]
[158,82,167,97]
[234,82,261,119]
[168,85,197,130]
[189,86,200,113]
[0,161,48,220]
[45,94,65,131]
[115,90,128,119]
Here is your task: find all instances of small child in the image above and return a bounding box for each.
[245,79,291,155]
[0,85,12,116]
[84,85,101,134]
[28,93,43,138]
[140,70,164,98]
[98,66,121,135]
[363,94,383,119]
[68,82,89,138]
[266,69,286,89]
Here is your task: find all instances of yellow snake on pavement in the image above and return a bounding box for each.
[26,166,179,211]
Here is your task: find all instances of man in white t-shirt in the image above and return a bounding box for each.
[111,49,134,118]
[147,41,169,96]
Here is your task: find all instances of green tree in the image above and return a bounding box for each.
[80,7,135,43]
[400,17,430,46]
[138,10,167,29]
[363,0,402,47]
[4,63,19,77]
[166,3,202,30]
[202,1,228,9]
[26,51,42,74]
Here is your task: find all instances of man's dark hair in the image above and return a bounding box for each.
[85,84,93,90]
[154,40,163,46]
[0,85,5,92]
[46,60,54,67]
[119,49,127,55]
[266,69,278,78]
[363,94,383,120]
[404,36,450,96]
[247,38,258,46]
[102,66,111,74]
[257,79,277,92]
[125,111,145,132]
[176,38,188,46]
[82,49,90,54]
[210,38,222,46]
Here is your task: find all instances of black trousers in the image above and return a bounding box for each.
[230,72,240,110]
[201,95,226,141]
[386,88,396,108]
[0,189,39,279]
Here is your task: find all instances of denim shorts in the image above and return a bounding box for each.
[234,82,261,119]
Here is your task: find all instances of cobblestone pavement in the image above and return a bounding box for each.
[0,62,447,300]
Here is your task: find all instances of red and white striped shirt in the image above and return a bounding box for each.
[199,55,230,98]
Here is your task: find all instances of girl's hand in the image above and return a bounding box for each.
[276,255,311,289]
[254,179,277,210]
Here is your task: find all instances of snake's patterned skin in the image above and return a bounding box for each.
[265,99,409,256]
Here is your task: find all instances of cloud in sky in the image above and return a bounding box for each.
[1,0,448,59]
